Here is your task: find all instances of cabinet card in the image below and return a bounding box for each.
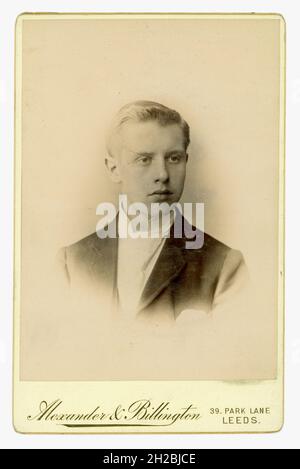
[14,13,285,433]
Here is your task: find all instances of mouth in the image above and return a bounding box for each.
[149,190,173,196]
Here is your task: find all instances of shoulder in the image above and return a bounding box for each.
[212,246,249,308]
[185,227,248,308]
[65,232,102,256]
[180,222,246,284]
[181,224,231,267]
[57,231,117,285]
[60,231,112,268]
[200,231,231,256]
[198,231,246,274]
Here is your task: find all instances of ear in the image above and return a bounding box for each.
[105,156,121,183]
[186,153,189,163]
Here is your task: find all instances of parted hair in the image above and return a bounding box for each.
[106,100,190,158]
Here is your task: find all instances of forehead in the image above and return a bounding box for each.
[118,120,185,153]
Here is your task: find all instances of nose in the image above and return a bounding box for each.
[153,157,169,184]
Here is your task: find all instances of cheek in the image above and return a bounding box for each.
[170,165,186,183]
[128,167,151,183]
[120,167,136,184]
[121,169,149,193]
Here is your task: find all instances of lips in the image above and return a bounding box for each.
[149,190,173,196]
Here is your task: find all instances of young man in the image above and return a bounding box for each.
[59,101,247,323]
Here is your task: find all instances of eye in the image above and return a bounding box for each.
[167,153,183,163]
[136,155,152,165]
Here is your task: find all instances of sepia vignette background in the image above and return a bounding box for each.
[19,16,282,381]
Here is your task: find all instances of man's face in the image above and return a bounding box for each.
[112,120,188,210]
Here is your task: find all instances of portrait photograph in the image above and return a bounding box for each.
[13,12,285,433]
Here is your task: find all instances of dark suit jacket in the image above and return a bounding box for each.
[59,219,247,323]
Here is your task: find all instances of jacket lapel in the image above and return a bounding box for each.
[87,214,190,314]
[89,232,118,298]
[138,234,187,312]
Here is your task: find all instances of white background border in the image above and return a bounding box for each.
[0,0,298,449]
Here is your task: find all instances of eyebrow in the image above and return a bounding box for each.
[165,150,185,156]
[135,152,155,157]
[135,150,185,156]
[133,150,185,159]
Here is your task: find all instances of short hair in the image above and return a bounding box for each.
[106,100,190,158]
